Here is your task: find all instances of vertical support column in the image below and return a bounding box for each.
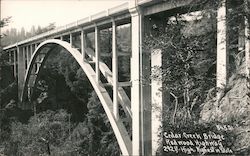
[34,43,39,73]
[112,18,119,120]
[12,51,14,64]
[26,47,28,69]
[10,51,14,78]
[151,49,163,155]
[23,47,27,70]
[60,36,63,41]
[216,0,228,93]
[70,33,73,47]
[35,43,38,49]
[244,0,250,83]
[26,46,30,67]
[35,43,39,68]
[81,29,86,60]
[36,43,41,74]
[17,46,26,104]
[13,50,17,78]
[129,4,144,155]
[8,51,11,63]
[30,44,33,58]
[95,24,100,83]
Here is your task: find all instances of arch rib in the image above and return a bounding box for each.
[21,39,132,155]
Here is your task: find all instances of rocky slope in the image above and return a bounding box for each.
[200,64,250,155]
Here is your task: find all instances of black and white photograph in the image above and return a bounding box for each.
[0,0,249,155]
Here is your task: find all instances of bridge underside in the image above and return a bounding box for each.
[21,39,133,155]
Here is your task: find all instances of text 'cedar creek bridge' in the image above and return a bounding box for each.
[2,0,250,155]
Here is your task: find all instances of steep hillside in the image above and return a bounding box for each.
[200,64,250,155]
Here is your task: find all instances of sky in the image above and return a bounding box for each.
[1,0,130,32]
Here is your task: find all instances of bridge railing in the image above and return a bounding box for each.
[3,2,131,51]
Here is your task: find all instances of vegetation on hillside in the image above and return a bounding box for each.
[1,0,249,155]
[144,0,249,155]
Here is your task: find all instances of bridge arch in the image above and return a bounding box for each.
[21,39,132,155]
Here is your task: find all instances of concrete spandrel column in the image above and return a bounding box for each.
[35,43,38,50]
[70,33,73,47]
[14,50,17,78]
[129,4,144,155]
[151,49,163,155]
[23,47,27,70]
[30,44,33,59]
[8,51,11,63]
[81,29,86,60]
[112,18,119,120]
[26,46,30,67]
[216,0,228,92]
[95,25,100,83]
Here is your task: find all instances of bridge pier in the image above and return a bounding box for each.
[130,3,166,155]
[216,0,229,99]
[13,49,17,78]
[17,45,26,107]
[130,4,144,155]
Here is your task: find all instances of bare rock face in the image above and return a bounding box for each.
[200,66,250,154]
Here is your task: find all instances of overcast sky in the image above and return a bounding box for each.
[1,0,130,32]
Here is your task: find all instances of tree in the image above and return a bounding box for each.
[83,91,119,155]
[1,23,56,46]
[144,6,217,126]
[0,17,17,109]
[35,23,56,35]
[0,17,11,39]
[7,110,73,156]
[145,0,250,154]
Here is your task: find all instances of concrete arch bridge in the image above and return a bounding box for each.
[3,0,249,155]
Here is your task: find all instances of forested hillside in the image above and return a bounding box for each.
[0,0,249,155]
[145,1,250,155]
